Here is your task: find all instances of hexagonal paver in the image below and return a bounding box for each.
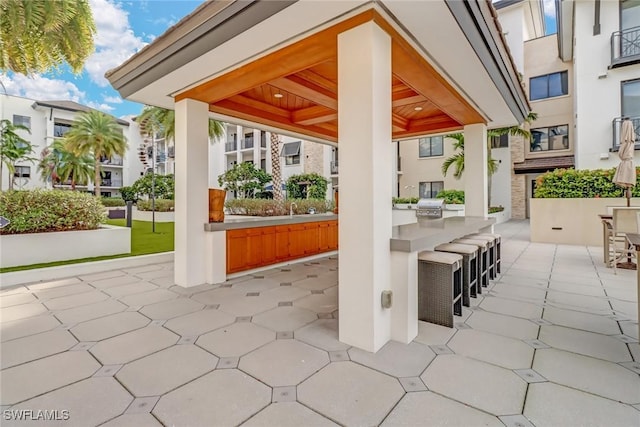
[33,283,93,300]
[1,302,47,323]
[164,309,236,337]
[524,382,640,427]
[217,295,279,317]
[104,281,158,298]
[43,290,109,311]
[421,355,526,416]
[298,362,404,426]
[252,306,317,332]
[295,319,350,351]
[0,315,60,342]
[295,274,337,292]
[197,322,275,357]
[232,277,281,293]
[119,289,178,307]
[542,306,620,335]
[4,378,132,427]
[448,329,534,369]
[55,300,127,325]
[239,340,328,387]
[263,285,311,302]
[294,294,337,314]
[116,345,218,396]
[243,402,338,426]
[101,413,162,427]
[349,341,435,378]
[0,292,36,308]
[0,351,100,405]
[70,311,150,342]
[90,326,179,365]
[545,290,611,311]
[90,274,141,289]
[139,298,204,320]
[190,287,245,305]
[533,348,640,404]
[27,277,81,291]
[1,329,77,369]
[479,297,542,319]
[413,320,456,346]
[466,310,539,340]
[153,369,270,426]
[381,391,503,427]
[539,325,632,362]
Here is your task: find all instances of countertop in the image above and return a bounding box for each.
[204,213,338,231]
[390,216,496,252]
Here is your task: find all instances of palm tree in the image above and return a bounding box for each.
[0,119,33,190]
[0,0,96,74]
[64,110,127,196]
[39,139,94,190]
[137,105,225,142]
[270,133,284,201]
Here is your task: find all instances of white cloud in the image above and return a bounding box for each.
[103,95,123,104]
[84,0,146,87]
[86,101,115,112]
[543,0,556,18]
[0,74,85,102]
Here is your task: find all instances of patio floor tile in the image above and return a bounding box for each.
[153,370,270,426]
[116,345,218,396]
[118,289,178,307]
[239,339,329,387]
[539,325,632,362]
[0,302,47,323]
[242,402,338,427]
[524,382,640,427]
[0,292,37,308]
[479,296,543,319]
[54,299,127,325]
[69,311,150,342]
[103,281,158,298]
[163,308,236,337]
[43,290,109,311]
[196,322,275,357]
[101,413,163,427]
[465,310,540,339]
[217,295,280,317]
[413,320,456,346]
[4,377,132,427]
[89,326,179,365]
[545,290,612,311]
[77,270,126,282]
[89,274,141,289]
[295,275,338,292]
[1,329,77,369]
[139,298,204,320]
[190,287,245,305]
[26,277,81,291]
[34,283,97,301]
[298,362,404,427]
[294,294,338,314]
[295,319,350,351]
[447,329,534,369]
[381,391,503,427]
[611,299,639,321]
[232,277,282,293]
[542,306,620,335]
[252,306,317,332]
[0,315,60,342]
[421,355,527,416]
[0,351,99,405]
[349,341,435,378]
[262,285,311,302]
[489,283,547,301]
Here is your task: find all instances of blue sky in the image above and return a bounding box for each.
[1,0,557,120]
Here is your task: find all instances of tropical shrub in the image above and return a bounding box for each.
[285,173,329,199]
[435,189,465,204]
[225,198,333,216]
[392,197,419,204]
[101,197,126,207]
[218,162,272,199]
[119,186,137,202]
[136,199,174,212]
[534,168,640,198]
[0,190,104,235]
[132,173,175,200]
[488,206,505,214]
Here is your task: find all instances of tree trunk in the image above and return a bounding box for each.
[94,154,101,197]
[7,163,14,191]
[270,133,283,202]
[0,159,3,190]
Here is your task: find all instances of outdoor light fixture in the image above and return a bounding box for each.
[414,106,423,111]
[274,93,284,98]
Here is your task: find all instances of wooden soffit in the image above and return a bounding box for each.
[176,9,484,142]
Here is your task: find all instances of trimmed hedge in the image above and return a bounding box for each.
[0,190,105,235]
[286,173,329,199]
[136,199,174,212]
[225,198,333,216]
[101,197,126,207]
[534,168,640,198]
[392,197,419,204]
[436,189,465,204]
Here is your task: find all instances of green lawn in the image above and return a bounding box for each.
[0,220,174,273]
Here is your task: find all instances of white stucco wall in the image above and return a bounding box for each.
[491,146,512,215]
[496,5,525,73]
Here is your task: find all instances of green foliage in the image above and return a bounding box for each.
[136,199,174,212]
[0,190,104,234]
[534,168,640,198]
[218,162,272,199]
[392,197,419,204]
[435,189,465,204]
[285,173,329,199]
[39,139,94,190]
[0,119,36,190]
[137,105,224,142]
[101,197,125,207]
[488,206,505,214]
[119,186,137,202]
[132,173,174,200]
[225,198,333,216]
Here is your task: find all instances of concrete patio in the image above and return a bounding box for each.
[1,220,639,427]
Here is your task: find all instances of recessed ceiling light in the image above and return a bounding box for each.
[414,106,423,111]
[274,93,284,98]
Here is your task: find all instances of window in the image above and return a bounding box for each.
[14,166,30,178]
[622,79,640,118]
[101,192,112,198]
[13,115,31,129]
[529,71,568,100]
[530,125,569,151]
[54,122,72,137]
[490,134,509,148]
[418,181,444,199]
[281,141,301,165]
[418,136,444,158]
[622,0,640,31]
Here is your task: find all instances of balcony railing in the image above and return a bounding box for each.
[242,137,254,149]
[101,179,123,187]
[330,160,338,175]
[225,141,237,152]
[100,156,123,166]
[612,116,640,151]
[611,25,640,67]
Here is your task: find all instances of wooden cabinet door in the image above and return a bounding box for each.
[275,225,290,261]
[318,221,330,251]
[245,228,264,268]
[261,226,277,265]
[328,221,338,250]
[288,224,306,258]
[303,222,320,255]
[226,229,248,273]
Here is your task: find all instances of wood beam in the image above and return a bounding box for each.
[291,105,337,125]
[271,75,337,110]
[392,94,424,108]
[392,113,409,131]
[228,94,290,118]
[296,69,337,93]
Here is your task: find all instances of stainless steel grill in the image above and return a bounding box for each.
[416,198,444,219]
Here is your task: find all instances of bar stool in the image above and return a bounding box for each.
[452,238,489,290]
[468,233,501,274]
[417,251,463,328]
[434,243,479,306]
[463,235,496,280]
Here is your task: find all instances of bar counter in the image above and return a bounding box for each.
[204,213,339,231]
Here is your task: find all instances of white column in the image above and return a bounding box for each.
[464,123,488,217]
[174,98,210,287]
[338,22,393,352]
[253,129,260,169]
[236,125,242,166]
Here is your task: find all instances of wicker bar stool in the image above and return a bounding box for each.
[469,233,501,274]
[434,243,479,306]
[417,251,463,328]
[463,235,496,280]
[452,238,489,290]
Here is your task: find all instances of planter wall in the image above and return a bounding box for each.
[0,225,131,268]
[530,197,640,246]
[132,207,175,223]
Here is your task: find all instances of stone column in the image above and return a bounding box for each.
[464,123,488,217]
[337,21,393,352]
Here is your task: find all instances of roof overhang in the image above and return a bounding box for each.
[556,0,574,61]
[494,0,546,38]
[107,0,530,143]
[513,155,575,174]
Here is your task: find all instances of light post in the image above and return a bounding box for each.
[151,133,156,233]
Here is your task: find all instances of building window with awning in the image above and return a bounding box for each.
[281,141,301,165]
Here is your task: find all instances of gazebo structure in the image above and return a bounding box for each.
[107,0,529,352]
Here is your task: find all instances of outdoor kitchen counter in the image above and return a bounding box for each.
[390,216,496,252]
[204,213,338,231]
